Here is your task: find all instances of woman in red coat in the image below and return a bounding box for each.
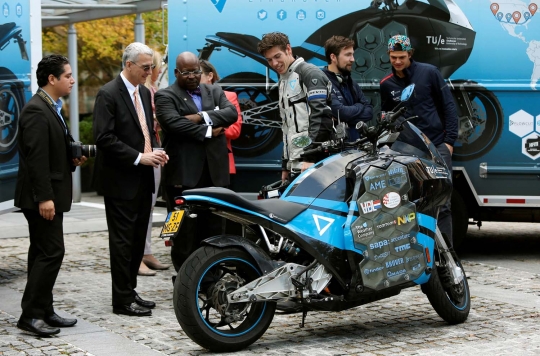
[199,60,243,175]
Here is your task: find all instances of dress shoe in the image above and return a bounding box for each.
[134,293,156,309]
[142,255,171,270]
[17,317,60,336]
[138,261,157,276]
[113,302,151,316]
[44,313,77,327]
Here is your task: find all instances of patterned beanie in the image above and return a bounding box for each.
[388,35,412,52]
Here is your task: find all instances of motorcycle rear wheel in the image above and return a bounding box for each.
[174,245,276,352]
[422,256,470,324]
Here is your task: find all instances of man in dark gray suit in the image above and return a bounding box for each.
[93,42,168,316]
[155,52,237,269]
[15,54,84,336]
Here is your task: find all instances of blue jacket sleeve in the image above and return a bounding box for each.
[432,68,458,145]
[330,84,373,127]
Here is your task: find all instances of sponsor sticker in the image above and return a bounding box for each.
[360,199,381,214]
[364,266,384,275]
[397,213,416,226]
[383,192,401,208]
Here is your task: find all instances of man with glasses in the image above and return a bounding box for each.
[93,42,169,316]
[155,51,237,270]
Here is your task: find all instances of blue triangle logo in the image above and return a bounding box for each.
[211,0,227,13]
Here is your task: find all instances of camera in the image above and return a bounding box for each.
[70,141,96,159]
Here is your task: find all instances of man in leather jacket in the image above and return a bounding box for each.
[323,36,373,141]
[257,32,334,181]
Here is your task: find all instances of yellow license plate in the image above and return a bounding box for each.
[160,210,185,238]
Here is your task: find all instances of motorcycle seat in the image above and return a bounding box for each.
[182,187,307,224]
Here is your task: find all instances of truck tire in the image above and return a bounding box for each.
[451,190,468,249]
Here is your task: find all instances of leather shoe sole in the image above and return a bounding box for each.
[17,318,60,336]
[135,294,156,309]
[113,302,152,316]
[45,313,77,327]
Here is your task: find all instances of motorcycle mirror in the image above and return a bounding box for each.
[292,135,312,148]
[401,84,415,102]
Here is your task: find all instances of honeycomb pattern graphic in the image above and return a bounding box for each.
[351,21,410,125]
[351,162,426,290]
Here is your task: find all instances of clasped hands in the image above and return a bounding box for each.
[185,113,224,137]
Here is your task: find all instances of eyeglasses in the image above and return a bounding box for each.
[176,69,203,77]
[130,61,156,71]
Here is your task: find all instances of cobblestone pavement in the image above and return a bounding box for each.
[1,223,540,355]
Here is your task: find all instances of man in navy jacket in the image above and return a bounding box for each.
[380,34,458,246]
[322,36,373,141]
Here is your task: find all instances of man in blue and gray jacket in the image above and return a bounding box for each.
[380,34,458,246]
[322,35,373,141]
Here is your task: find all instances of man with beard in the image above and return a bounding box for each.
[323,36,373,141]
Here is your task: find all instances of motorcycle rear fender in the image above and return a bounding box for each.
[202,234,282,275]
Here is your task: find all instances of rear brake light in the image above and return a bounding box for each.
[165,240,173,247]
[175,198,185,206]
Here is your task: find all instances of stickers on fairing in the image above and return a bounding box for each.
[352,162,426,291]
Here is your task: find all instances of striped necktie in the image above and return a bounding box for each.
[133,86,152,154]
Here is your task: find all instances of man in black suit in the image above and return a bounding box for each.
[93,42,168,316]
[15,54,84,336]
[155,52,237,268]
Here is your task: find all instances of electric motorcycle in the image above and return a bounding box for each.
[0,21,27,163]
[198,0,503,161]
[160,85,470,352]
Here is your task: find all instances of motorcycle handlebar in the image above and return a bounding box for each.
[300,145,323,157]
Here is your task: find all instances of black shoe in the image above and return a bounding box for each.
[44,313,77,327]
[113,302,152,316]
[134,293,156,309]
[17,317,60,336]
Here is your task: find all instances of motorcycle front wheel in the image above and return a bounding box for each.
[174,245,276,352]
[421,255,470,324]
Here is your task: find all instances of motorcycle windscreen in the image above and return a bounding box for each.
[390,121,447,169]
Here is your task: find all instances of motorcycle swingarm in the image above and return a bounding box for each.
[227,262,332,303]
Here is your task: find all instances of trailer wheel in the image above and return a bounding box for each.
[0,68,25,163]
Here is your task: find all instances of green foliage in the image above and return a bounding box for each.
[42,9,168,87]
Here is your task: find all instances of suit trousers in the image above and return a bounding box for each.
[436,142,453,247]
[165,160,224,268]
[105,181,153,306]
[21,209,65,319]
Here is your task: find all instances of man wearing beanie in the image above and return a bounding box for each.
[380,34,458,247]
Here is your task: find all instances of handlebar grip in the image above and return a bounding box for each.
[300,146,323,158]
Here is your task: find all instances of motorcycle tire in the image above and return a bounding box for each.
[220,72,282,158]
[0,67,25,163]
[421,258,470,324]
[174,245,276,352]
[452,81,503,161]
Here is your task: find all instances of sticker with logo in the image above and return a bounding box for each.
[397,212,416,225]
[360,199,381,214]
[387,269,406,278]
[369,239,389,250]
[363,266,384,275]
[369,179,387,191]
[373,251,390,260]
[354,222,374,241]
[390,232,410,243]
[406,253,424,263]
[394,243,411,252]
[425,165,449,178]
[382,192,401,208]
[388,166,406,176]
[385,257,404,268]
[364,173,386,182]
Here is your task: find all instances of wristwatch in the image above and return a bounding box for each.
[197,112,204,120]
